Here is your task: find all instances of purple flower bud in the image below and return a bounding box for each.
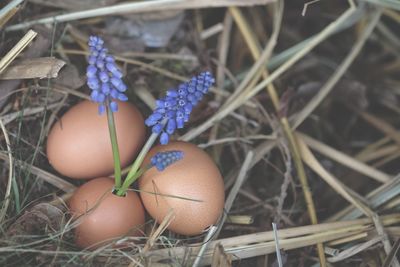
[110,77,122,88]
[145,117,157,127]
[101,83,111,95]
[110,89,119,99]
[184,103,192,114]
[166,110,176,119]
[152,123,163,134]
[88,56,97,65]
[166,119,176,134]
[178,99,186,106]
[110,101,118,112]
[97,92,106,103]
[116,82,127,92]
[150,150,184,171]
[96,60,105,69]
[176,117,184,129]
[160,132,169,145]
[87,77,100,90]
[105,56,115,63]
[167,90,178,97]
[86,35,129,114]
[98,104,106,115]
[155,108,166,114]
[99,71,109,83]
[86,65,97,77]
[145,71,215,144]
[117,93,128,101]
[90,90,99,102]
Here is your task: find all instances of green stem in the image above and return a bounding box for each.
[107,105,122,188]
[115,132,159,196]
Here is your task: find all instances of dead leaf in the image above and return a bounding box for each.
[0,57,65,80]
[7,203,65,238]
[105,11,184,48]
[53,64,85,90]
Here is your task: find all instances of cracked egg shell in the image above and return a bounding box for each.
[68,177,145,248]
[139,141,225,236]
[47,100,145,179]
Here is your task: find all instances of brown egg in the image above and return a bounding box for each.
[68,177,145,248]
[139,141,225,236]
[47,100,145,179]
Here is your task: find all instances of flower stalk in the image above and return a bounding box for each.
[86,35,215,197]
[106,105,122,188]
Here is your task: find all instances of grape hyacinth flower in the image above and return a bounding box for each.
[150,151,184,171]
[145,71,215,145]
[86,36,128,114]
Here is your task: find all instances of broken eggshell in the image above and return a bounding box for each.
[139,141,225,236]
[68,177,145,248]
[46,100,145,179]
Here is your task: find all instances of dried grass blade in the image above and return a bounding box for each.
[292,9,382,129]
[0,0,24,22]
[382,238,400,267]
[295,133,373,217]
[0,152,76,192]
[182,2,358,141]
[297,132,392,183]
[327,236,382,262]
[327,174,400,221]
[7,0,276,31]
[214,151,254,239]
[145,214,400,265]
[0,29,37,74]
[0,118,13,222]
[358,110,400,146]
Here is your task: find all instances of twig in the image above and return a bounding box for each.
[215,151,254,238]
[0,118,13,222]
[302,0,321,16]
[274,139,292,223]
[272,223,283,267]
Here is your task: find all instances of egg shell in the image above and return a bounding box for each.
[68,177,145,248]
[139,141,225,236]
[47,100,145,179]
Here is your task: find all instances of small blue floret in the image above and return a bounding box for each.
[150,150,184,171]
[145,72,215,144]
[86,36,128,114]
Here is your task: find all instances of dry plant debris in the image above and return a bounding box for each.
[0,0,400,266]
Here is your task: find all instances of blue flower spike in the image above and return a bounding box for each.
[145,71,215,144]
[150,150,184,171]
[86,36,128,114]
